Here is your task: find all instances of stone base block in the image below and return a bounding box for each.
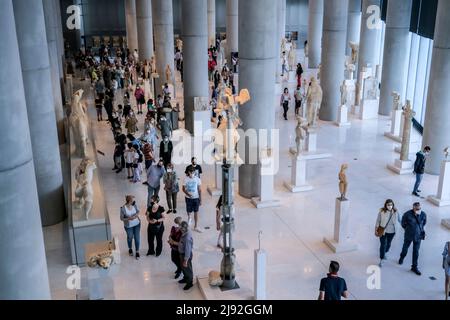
[359,99,379,120]
[384,131,402,143]
[289,148,332,160]
[207,186,222,197]
[427,196,450,207]
[197,276,253,300]
[387,159,413,175]
[323,238,359,254]
[250,198,281,209]
[335,105,351,127]
[283,181,314,193]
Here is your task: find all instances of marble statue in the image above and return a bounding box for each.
[444,147,449,160]
[338,164,348,201]
[306,77,323,127]
[176,38,183,52]
[392,91,401,110]
[295,117,309,156]
[213,87,251,162]
[400,100,416,161]
[288,42,297,71]
[70,89,89,158]
[150,56,157,75]
[86,241,115,269]
[363,76,379,100]
[349,42,359,65]
[75,158,96,220]
[194,97,210,111]
[208,270,223,287]
[165,64,172,84]
[345,62,356,80]
[340,80,349,106]
[281,38,287,56]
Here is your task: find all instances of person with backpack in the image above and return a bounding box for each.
[443,241,450,300]
[412,146,431,197]
[374,199,401,267]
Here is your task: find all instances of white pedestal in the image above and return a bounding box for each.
[350,104,360,115]
[335,105,351,127]
[428,161,450,207]
[193,110,212,137]
[441,219,450,230]
[323,198,358,253]
[284,155,313,193]
[387,159,414,175]
[384,109,403,142]
[289,130,332,160]
[207,161,222,196]
[254,250,267,300]
[251,157,280,209]
[359,99,379,120]
[87,265,118,300]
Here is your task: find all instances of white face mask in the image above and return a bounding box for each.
[167,169,173,173]
[386,205,393,211]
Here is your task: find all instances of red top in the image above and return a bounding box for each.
[170,226,182,250]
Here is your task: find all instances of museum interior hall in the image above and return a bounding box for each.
[1,0,450,301]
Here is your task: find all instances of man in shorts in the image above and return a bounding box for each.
[182,168,202,233]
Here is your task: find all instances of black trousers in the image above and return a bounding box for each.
[283,102,289,119]
[147,224,165,256]
[180,254,193,284]
[171,249,182,273]
[379,232,395,259]
[161,152,172,168]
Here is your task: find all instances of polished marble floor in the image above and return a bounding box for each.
[44,53,450,300]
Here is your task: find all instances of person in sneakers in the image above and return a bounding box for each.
[163,163,179,214]
[120,195,141,259]
[168,217,183,279]
[374,199,400,267]
[412,146,431,197]
[399,202,427,275]
[146,196,166,257]
[182,168,202,233]
[318,261,348,301]
[178,221,194,290]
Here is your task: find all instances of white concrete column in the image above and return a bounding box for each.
[422,0,450,175]
[136,0,154,62]
[0,0,51,299]
[357,0,382,75]
[43,0,65,143]
[276,0,286,82]
[238,0,277,198]
[182,0,209,134]
[208,0,216,47]
[13,0,65,226]
[125,0,139,52]
[54,0,65,79]
[319,0,349,121]
[308,0,323,68]
[379,0,412,116]
[152,0,175,95]
[226,0,238,65]
[346,0,361,56]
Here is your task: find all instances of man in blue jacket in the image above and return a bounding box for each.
[399,202,427,275]
[412,146,431,197]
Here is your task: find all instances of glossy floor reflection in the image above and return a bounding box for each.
[45,54,450,300]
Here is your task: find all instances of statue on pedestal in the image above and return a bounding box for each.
[306,77,323,127]
[165,64,172,84]
[281,38,287,56]
[391,91,401,110]
[288,42,297,72]
[400,100,416,161]
[70,89,89,158]
[150,56,157,75]
[349,42,359,65]
[345,62,356,80]
[340,80,349,106]
[295,117,309,156]
[75,158,97,220]
[338,164,348,201]
[176,38,183,52]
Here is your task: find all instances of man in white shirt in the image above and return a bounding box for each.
[183,168,202,232]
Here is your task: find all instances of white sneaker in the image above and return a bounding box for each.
[188,217,192,226]
[194,227,203,233]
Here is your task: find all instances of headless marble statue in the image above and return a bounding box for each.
[75,158,96,220]
[70,89,89,158]
[165,64,172,84]
[295,117,309,156]
[307,77,323,127]
[338,164,348,201]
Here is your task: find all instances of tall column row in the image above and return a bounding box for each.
[125,0,139,52]
[226,0,238,66]
[208,0,216,47]
[0,0,51,299]
[308,0,323,69]
[136,0,154,62]
[346,0,362,56]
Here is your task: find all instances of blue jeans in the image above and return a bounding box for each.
[400,239,421,269]
[413,173,423,193]
[125,223,141,252]
[379,233,395,259]
[147,185,160,208]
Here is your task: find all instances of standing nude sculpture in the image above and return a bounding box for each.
[307,77,323,127]
[295,117,309,156]
[338,164,348,201]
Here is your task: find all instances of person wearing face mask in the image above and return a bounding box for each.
[178,221,194,290]
[184,157,203,179]
[412,146,431,197]
[168,217,183,279]
[375,199,401,267]
[163,163,179,214]
[399,202,427,275]
[120,195,141,259]
[183,168,202,232]
[146,196,166,257]
[160,136,173,169]
[146,159,166,208]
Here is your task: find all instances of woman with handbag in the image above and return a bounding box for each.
[375,199,400,267]
[146,197,166,257]
[120,195,141,259]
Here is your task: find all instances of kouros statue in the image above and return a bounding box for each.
[340,80,349,106]
[338,164,349,201]
[392,91,401,110]
[306,77,323,127]
[70,89,89,158]
[295,117,309,156]
[288,42,297,71]
[165,64,172,84]
[349,42,359,65]
[75,158,97,220]
[150,56,157,75]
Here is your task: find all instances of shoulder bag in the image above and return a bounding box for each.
[376,212,393,237]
